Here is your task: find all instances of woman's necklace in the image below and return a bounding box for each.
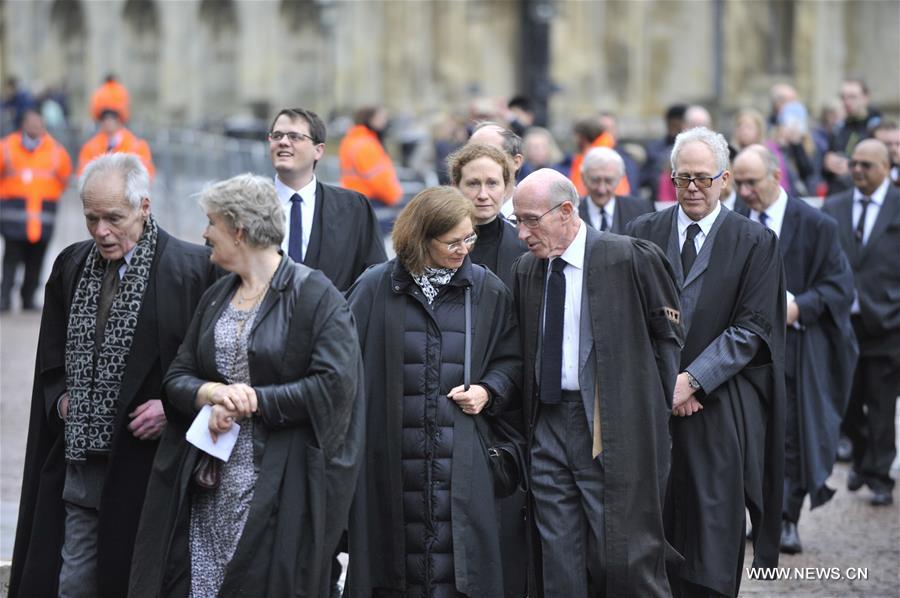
[235,284,267,307]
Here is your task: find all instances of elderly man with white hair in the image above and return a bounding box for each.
[9,153,219,598]
[578,146,655,234]
[629,127,786,598]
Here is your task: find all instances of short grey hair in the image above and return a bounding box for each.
[739,144,781,176]
[581,146,625,177]
[199,174,284,248]
[671,127,730,173]
[550,176,580,209]
[79,153,150,208]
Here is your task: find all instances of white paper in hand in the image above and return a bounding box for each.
[186,404,240,462]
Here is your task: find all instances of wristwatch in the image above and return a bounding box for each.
[685,372,701,391]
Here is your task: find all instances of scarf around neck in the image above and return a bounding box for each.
[412,266,456,305]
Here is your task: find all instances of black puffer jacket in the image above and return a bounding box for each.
[401,272,466,597]
[346,257,523,598]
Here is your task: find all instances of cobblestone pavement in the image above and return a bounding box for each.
[1,190,898,596]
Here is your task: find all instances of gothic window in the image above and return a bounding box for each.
[199,0,239,121]
[50,0,87,118]
[122,0,161,112]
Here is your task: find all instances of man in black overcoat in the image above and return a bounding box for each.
[734,144,858,553]
[823,139,900,507]
[628,127,786,597]
[578,146,654,234]
[512,168,684,597]
[269,107,387,292]
[8,153,218,598]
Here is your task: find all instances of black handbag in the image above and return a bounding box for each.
[465,285,522,499]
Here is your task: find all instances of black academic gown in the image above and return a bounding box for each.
[9,229,217,598]
[738,198,858,509]
[303,181,388,291]
[345,258,523,598]
[470,215,528,291]
[629,207,786,597]
[513,227,684,597]
[129,256,364,598]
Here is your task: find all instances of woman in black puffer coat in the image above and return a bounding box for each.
[346,187,523,598]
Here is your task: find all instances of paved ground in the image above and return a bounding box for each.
[1,189,897,596]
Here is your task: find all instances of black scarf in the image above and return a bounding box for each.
[64,215,159,462]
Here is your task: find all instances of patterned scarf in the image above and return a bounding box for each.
[64,215,159,462]
[412,266,456,305]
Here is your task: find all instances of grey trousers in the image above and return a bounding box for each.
[58,501,100,598]
[531,395,606,598]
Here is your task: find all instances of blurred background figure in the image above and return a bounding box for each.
[89,74,130,125]
[732,107,768,152]
[77,109,154,178]
[873,121,900,186]
[822,77,883,195]
[520,126,569,179]
[684,105,713,129]
[578,146,654,233]
[569,116,629,198]
[641,104,687,202]
[468,121,524,216]
[506,94,536,138]
[0,108,72,312]
[432,112,469,185]
[598,111,641,193]
[339,105,403,207]
[1,77,36,136]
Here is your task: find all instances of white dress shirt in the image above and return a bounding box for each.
[677,201,721,255]
[749,187,788,239]
[720,191,737,211]
[586,197,616,231]
[853,177,889,246]
[275,175,317,261]
[543,221,587,391]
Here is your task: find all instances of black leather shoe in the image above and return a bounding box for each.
[780,520,802,554]
[836,436,853,462]
[870,490,894,506]
[847,469,864,491]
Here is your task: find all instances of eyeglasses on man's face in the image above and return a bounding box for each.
[268,131,315,144]
[434,232,478,253]
[509,203,564,229]
[671,170,725,189]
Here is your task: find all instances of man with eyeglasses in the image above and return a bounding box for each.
[512,168,683,596]
[577,146,654,234]
[628,127,786,598]
[823,138,900,508]
[733,144,857,553]
[269,107,386,292]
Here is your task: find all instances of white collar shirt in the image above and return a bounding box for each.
[852,177,889,245]
[544,221,587,391]
[750,188,789,238]
[586,197,616,231]
[275,175,317,261]
[677,200,721,254]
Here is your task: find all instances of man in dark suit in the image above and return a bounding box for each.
[269,107,387,292]
[734,144,858,553]
[512,168,683,596]
[9,153,219,598]
[823,138,900,507]
[578,146,654,234]
[628,127,786,597]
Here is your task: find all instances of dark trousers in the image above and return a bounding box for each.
[782,364,805,523]
[531,392,605,598]
[1,237,48,307]
[842,349,900,492]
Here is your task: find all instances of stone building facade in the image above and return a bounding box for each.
[3,0,898,135]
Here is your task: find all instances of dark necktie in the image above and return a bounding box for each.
[540,257,567,404]
[96,259,123,347]
[855,196,871,244]
[600,210,609,231]
[681,223,701,276]
[759,211,769,229]
[288,193,303,262]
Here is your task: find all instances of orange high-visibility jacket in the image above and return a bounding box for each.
[569,131,631,197]
[339,124,403,206]
[90,80,131,123]
[77,128,155,178]
[0,132,73,243]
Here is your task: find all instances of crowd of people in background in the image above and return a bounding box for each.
[1,72,898,598]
